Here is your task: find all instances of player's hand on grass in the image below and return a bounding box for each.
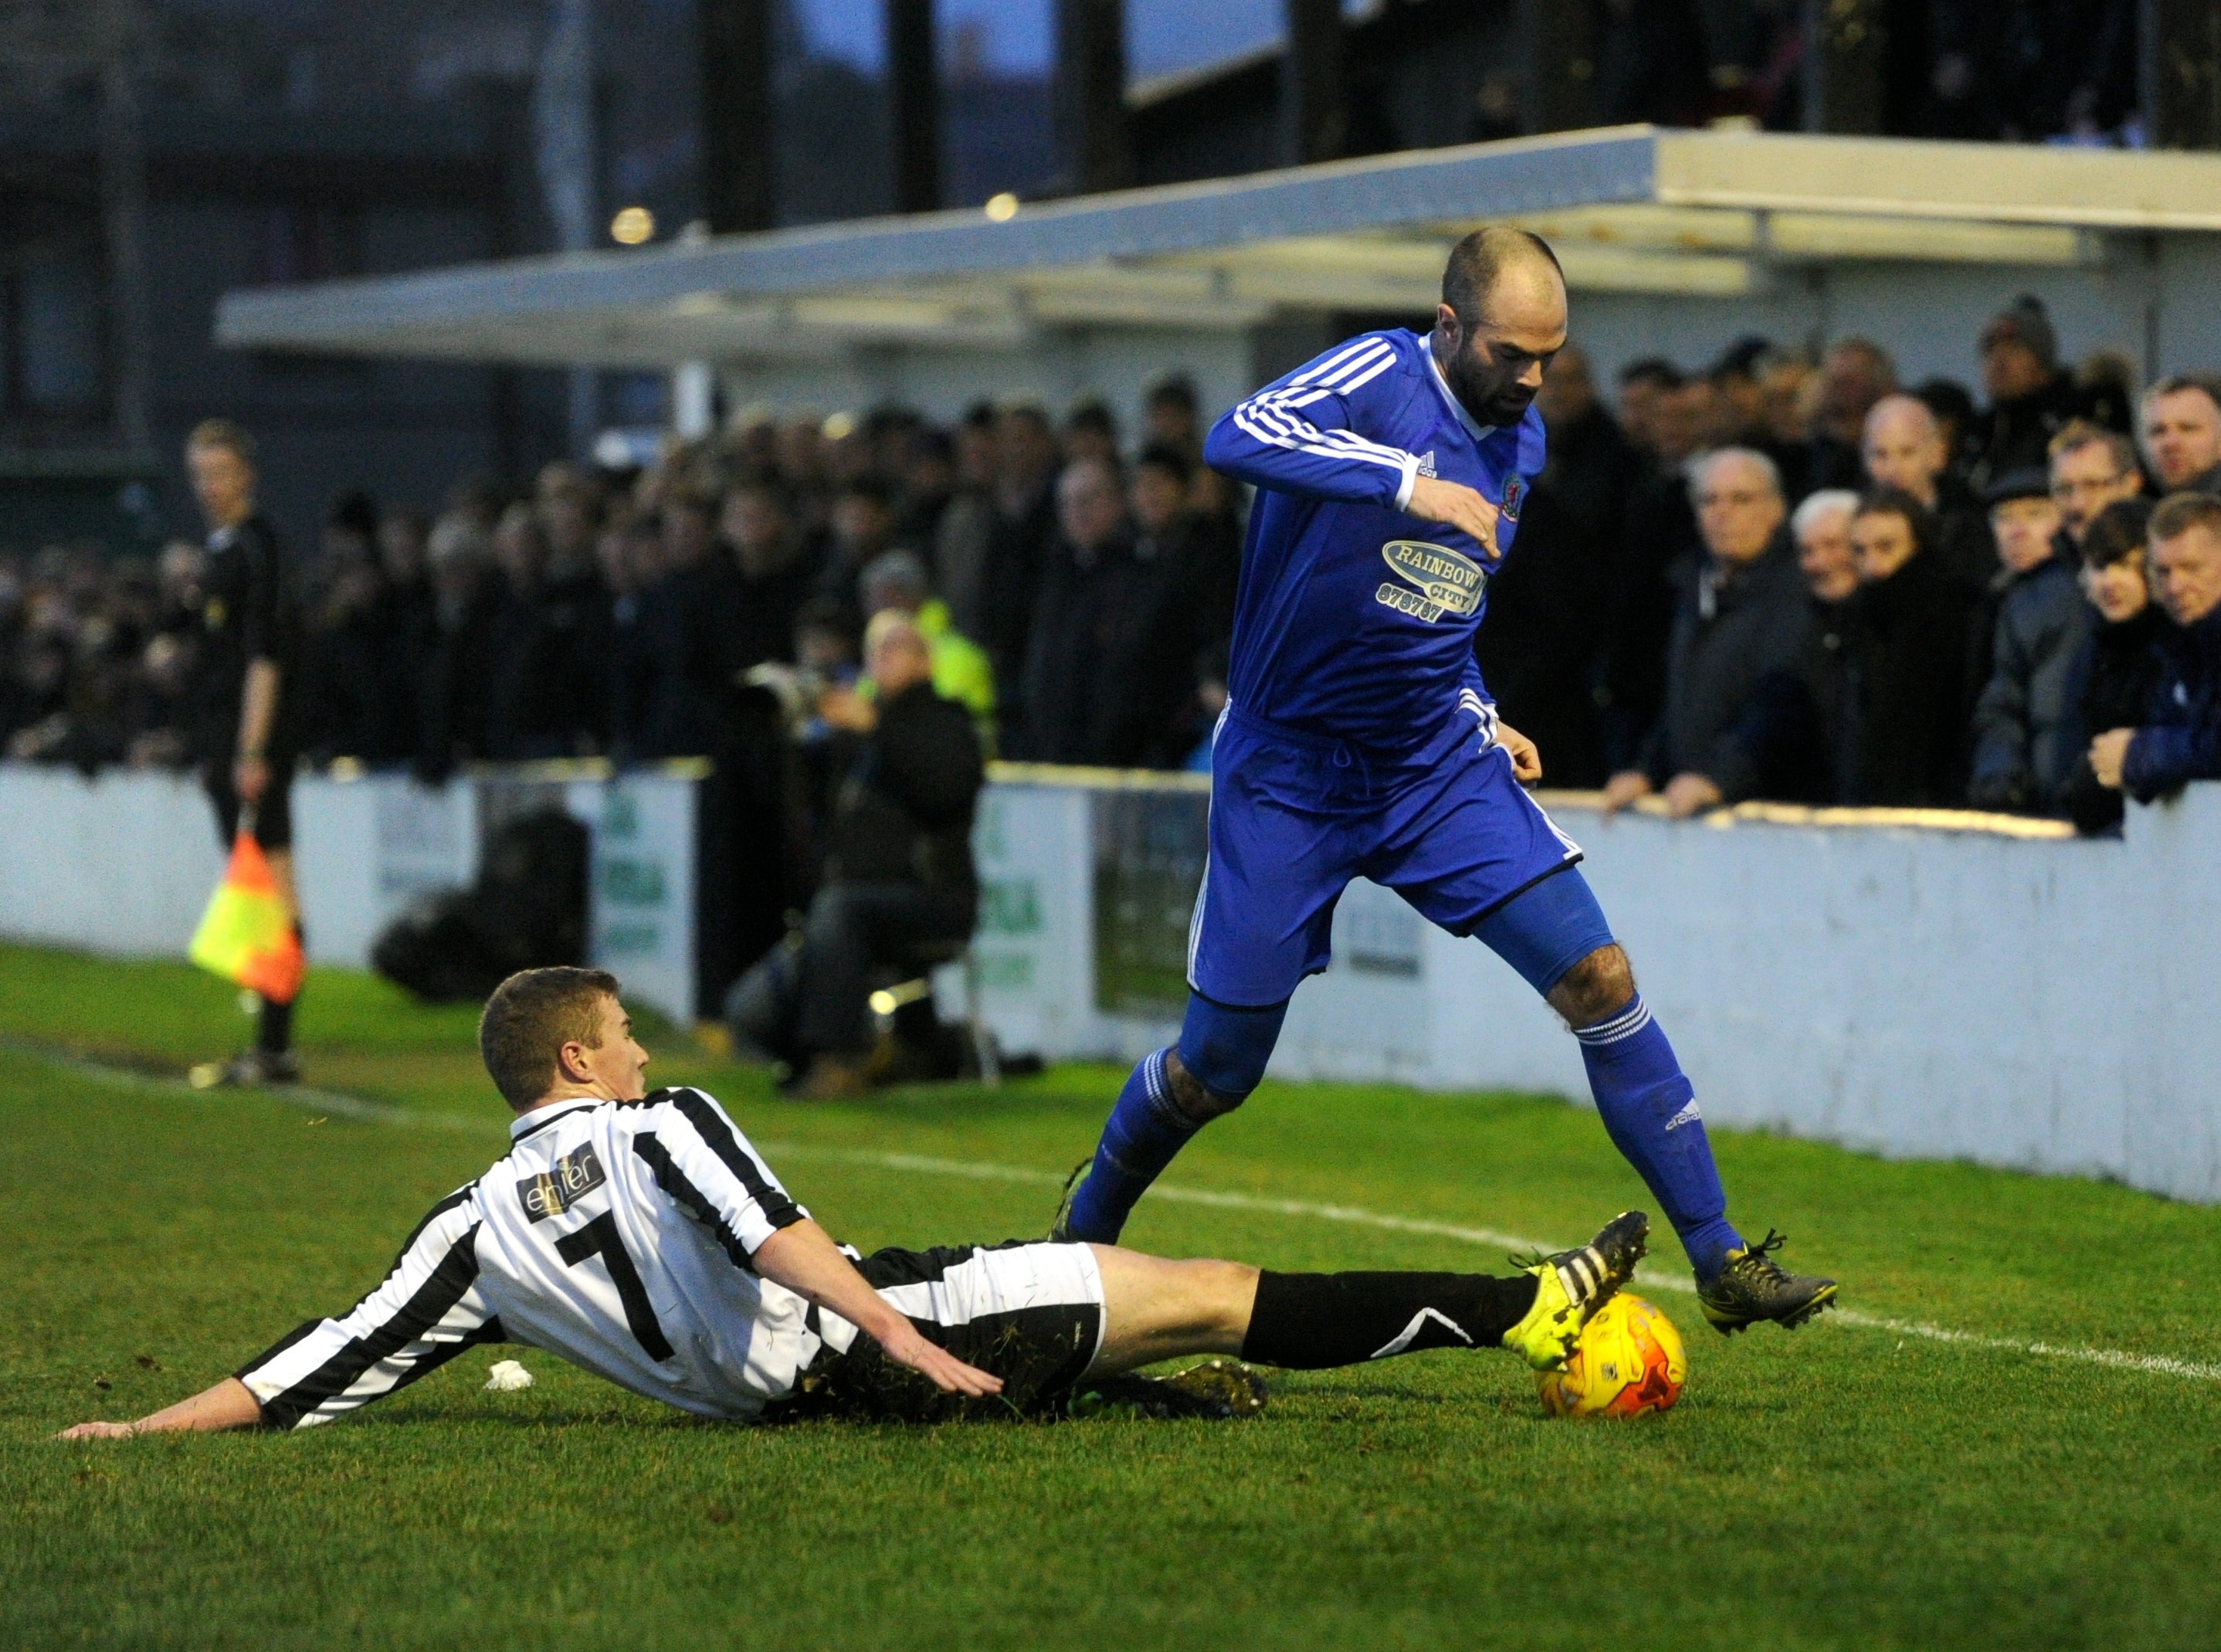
[877,1321,1005,1398]
[1497,721,1542,785]
[1405,475,1500,558]
[1599,770,1653,815]
[2089,727,2135,789]
[1660,772,1724,818]
[56,1419,138,1440]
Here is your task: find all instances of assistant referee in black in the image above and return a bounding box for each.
[185,419,303,1087]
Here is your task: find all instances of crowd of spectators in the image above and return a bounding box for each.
[0,378,1240,789]
[7,293,2221,861]
[1483,293,2221,836]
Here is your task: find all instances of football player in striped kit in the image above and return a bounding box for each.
[62,968,1646,1437]
[1053,226,1835,1335]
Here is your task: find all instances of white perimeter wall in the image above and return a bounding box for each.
[6,762,2216,1203]
[971,780,2221,1206]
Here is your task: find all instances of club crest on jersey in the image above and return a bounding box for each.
[517,1143,608,1222]
[1501,474,1524,522]
[1375,538,1485,623]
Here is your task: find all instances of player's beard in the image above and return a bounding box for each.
[1443,344,1536,429]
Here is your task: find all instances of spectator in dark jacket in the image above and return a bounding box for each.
[1861,393,1993,589]
[2092,491,2221,804]
[1968,296,2084,494]
[1717,490,1862,804]
[641,492,744,759]
[741,611,983,1098]
[1840,487,1984,806]
[1602,448,1808,816]
[1017,455,1138,765]
[1968,467,2093,812]
[978,403,1061,713]
[2046,421,2144,553]
[2057,499,2163,835]
[409,512,498,782]
[2138,376,2221,496]
[483,503,597,761]
[721,475,817,673]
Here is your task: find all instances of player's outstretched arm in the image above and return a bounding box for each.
[57,1375,263,1440]
[753,1219,1004,1399]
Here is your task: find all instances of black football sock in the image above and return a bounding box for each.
[1239,1270,1540,1369]
[257,993,293,1056]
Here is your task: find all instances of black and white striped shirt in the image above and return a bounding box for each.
[237,1087,825,1428]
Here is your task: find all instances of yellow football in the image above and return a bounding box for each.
[1535,1294,1687,1419]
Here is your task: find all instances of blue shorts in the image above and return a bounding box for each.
[1187,703,1587,1006]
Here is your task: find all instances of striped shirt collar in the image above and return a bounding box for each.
[510,1099,601,1141]
[1422,331,1497,445]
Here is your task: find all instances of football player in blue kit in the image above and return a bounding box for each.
[1055,226,1836,1335]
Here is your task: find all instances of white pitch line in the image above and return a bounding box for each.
[29,1040,2219,1390]
[766,1141,2221,1386]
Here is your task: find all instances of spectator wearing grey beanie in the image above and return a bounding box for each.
[1968,294,2085,494]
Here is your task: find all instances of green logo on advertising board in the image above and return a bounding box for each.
[979,878,1040,935]
[603,788,639,840]
[601,921,660,955]
[600,857,666,906]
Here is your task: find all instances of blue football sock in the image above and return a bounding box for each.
[1574,996,1742,1282]
[1063,1049,1195,1243]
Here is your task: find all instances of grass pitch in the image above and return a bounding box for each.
[7,945,2221,1650]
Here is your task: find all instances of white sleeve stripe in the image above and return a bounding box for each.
[1333,349,1399,396]
[1301,347,1394,394]
[1243,392,1406,453]
[1236,400,1412,471]
[1288,336,1392,388]
[1231,404,1408,473]
[1297,338,1395,391]
[1240,388,1415,466]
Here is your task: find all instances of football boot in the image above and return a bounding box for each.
[1501,1209,1651,1370]
[1697,1230,1837,1334]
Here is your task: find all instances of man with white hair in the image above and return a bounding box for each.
[1601,447,1810,818]
[1860,392,1992,586]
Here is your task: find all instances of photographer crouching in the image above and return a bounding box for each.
[727,609,983,1097]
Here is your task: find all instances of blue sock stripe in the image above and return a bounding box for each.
[1573,996,1652,1046]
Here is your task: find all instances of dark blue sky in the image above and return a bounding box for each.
[795,0,1368,82]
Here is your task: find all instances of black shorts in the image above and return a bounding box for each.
[203,750,297,852]
[768,1240,1104,1423]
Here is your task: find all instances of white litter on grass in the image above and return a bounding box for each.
[483,1359,535,1392]
[761,1141,2221,1386]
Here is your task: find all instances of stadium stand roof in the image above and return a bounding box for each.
[215,125,2221,370]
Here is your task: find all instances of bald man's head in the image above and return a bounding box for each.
[1860,393,1948,506]
[1433,226,1568,428]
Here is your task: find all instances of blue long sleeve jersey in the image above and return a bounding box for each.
[1203,328,1547,752]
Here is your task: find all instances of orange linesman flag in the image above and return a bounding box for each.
[188,829,304,1004]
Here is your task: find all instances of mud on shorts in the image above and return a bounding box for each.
[768,1240,1106,1423]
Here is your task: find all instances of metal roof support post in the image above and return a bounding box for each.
[887,0,942,214]
[1801,0,1887,134]
[700,0,776,232]
[1514,0,1596,135]
[2143,0,2221,149]
[1280,0,1347,167]
[1054,0,1136,194]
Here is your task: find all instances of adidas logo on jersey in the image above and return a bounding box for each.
[518,1143,609,1222]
